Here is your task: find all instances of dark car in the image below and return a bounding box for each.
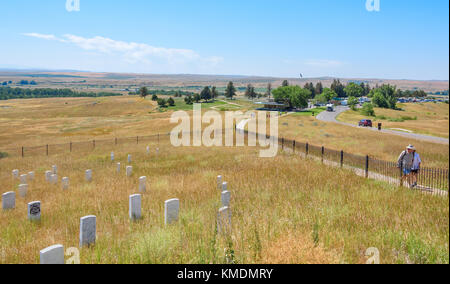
[359,119,373,127]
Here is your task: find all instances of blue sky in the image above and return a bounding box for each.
[0,0,448,80]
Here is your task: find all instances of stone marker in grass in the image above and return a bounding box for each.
[52,165,57,175]
[80,215,96,247]
[20,174,27,184]
[222,182,228,192]
[217,206,232,235]
[12,169,19,179]
[18,184,28,198]
[28,201,41,221]
[221,191,231,207]
[128,154,132,163]
[165,199,179,225]
[62,177,69,190]
[50,174,58,185]
[129,194,142,221]
[40,244,64,264]
[117,163,121,173]
[85,170,92,182]
[2,192,15,210]
[126,166,133,177]
[111,152,114,161]
[45,171,52,182]
[139,176,147,192]
[28,171,35,181]
[217,176,222,190]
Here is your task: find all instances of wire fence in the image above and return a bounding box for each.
[1,129,448,194]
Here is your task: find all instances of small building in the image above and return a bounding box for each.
[254,101,290,111]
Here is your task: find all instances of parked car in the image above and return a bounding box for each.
[326,104,334,112]
[359,119,373,127]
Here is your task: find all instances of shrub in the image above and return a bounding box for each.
[0,152,8,159]
[167,97,175,107]
[360,103,376,117]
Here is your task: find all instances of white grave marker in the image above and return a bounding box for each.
[18,184,28,198]
[20,174,27,184]
[80,215,96,247]
[62,177,69,190]
[40,245,64,264]
[126,166,133,177]
[28,201,41,221]
[117,163,121,173]
[139,176,147,192]
[222,182,228,192]
[52,165,58,175]
[217,206,232,235]
[12,169,19,179]
[50,174,58,185]
[217,176,223,190]
[165,199,180,225]
[221,191,231,207]
[129,194,142,221]
[45,171,52,182]
[28,171,35,181]
[2,192,15,210]
[111,152,115,161]
[85,170,92,182]
[128,154,132,163]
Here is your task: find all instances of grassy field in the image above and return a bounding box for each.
[0,139,448,264]
[277,114,449,168]
[1,97,448,168]
[337,103,449,138]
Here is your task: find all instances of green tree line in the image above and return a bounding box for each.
[0,87,122,100]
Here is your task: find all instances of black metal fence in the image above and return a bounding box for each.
[275,134,449,194]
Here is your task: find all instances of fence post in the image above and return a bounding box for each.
[137,136,139,144]
[340,150,344,168]
[115,138,117,146]
[306,143,309,157]
[46,145,49,156]
[293,140,296,153]
[281,138,284,150]
[93,140,95,149]
[70,142,72,153]
[321,146,324,163]
[22,147,24,158]
[365,155,369,178]
[399,167,404,187]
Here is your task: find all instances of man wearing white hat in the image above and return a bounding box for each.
[397,145,416,188]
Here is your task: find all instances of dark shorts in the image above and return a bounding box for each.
[411,169,420,174]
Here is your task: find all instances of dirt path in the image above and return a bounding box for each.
[316,106,449,145]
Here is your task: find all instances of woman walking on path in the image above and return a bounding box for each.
[397,145,416,188]
[411,149,422,188]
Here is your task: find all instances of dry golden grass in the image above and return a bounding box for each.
[278,114,449,168]
[0,139,448,264]
[337,103,450,138]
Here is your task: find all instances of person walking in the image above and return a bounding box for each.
[397,145,416,188]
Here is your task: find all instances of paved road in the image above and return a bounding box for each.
[316,106,449,145]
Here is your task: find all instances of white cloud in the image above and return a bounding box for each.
[22,33,223,66]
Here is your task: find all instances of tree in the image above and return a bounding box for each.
[245,84,257,100]
[157,98,167,108]
[151,94,158,101]
[361,102,375,116]
[193,93,201,103]
[184,95,193,105]
[225,81,236,100]
[348,96,359,111]
[371,84,397,109]
[304,83,315,98]
[282,80,289,87]
[331,79,346,97]
[200,86,212,102]
[315,82,323,96]
[272,86,311,109]
[266,83,272,99]
[211,86,219,101]
[139,87,149,98]
[344,82,364,98]
[168,97,175,106]
[322,88,337,102]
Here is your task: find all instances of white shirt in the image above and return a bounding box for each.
[412,153,422,170]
